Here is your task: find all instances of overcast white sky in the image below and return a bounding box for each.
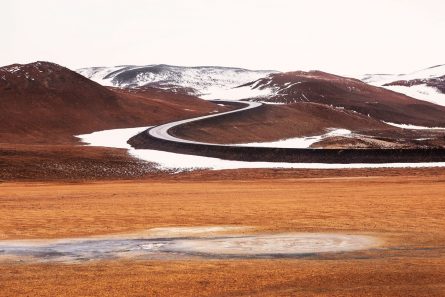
[2,0,444,75]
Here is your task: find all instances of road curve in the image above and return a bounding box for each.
[148,100,262,146]
[130,100,445,164]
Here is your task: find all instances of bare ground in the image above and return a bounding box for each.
[1,175,445,296]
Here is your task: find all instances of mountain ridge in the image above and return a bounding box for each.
[77,64,278,98]
[0,61,225,144]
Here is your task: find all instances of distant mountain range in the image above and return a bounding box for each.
[77,64,445,108]
[77,64,276,99]
[74,63,445,127]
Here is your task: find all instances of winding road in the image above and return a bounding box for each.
[148,100,261,146]
[131,100,445,164]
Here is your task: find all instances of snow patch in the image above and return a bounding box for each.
[77,127,150,149]
[383,122,445,130]
[383,84,445,107]
[236,129,352,148]
[361,65,445,107]
[5,65,21,73]
[362,64,445,86]
[200,84,275,100]
[76,66,129,86]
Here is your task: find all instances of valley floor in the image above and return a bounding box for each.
[1,174,445,296]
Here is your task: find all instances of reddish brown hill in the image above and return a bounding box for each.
[244,71,445,127]
[172,102,402,144]
[0,62,223,144]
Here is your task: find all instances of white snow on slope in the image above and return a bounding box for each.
[78,64,445,105]
[362,64,445,86]
[76,64,277,100]
[76,66,128,86]
[77,127,149,149]
[382,84,445,107]
[383,122,445,130]
[361,64,445,106]
[236,129,352,148]
[200,84,274,100]
[76,127,445,171]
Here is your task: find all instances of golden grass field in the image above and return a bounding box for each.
[1,173,445,296]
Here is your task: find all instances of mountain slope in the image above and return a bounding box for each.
[236,71,445,127]
[171,102,392,144]
[0,62,224,144]
[77,64,277,98]
[362,65,445,106]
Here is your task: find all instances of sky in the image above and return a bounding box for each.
[3,0,445,76]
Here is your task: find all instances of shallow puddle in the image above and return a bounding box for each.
[0,227,379,263]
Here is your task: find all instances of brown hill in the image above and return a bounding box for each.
[242,71,445,127]
[171,102,394,144]
[171,100,445,149]
[0,62,224,144]
[171,70,445,148]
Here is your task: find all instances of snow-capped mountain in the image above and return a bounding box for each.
[361,65,445,106]
[77,64,277,99]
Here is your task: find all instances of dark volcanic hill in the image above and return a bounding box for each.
[0,62,224,144]
[241,71,445,127]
